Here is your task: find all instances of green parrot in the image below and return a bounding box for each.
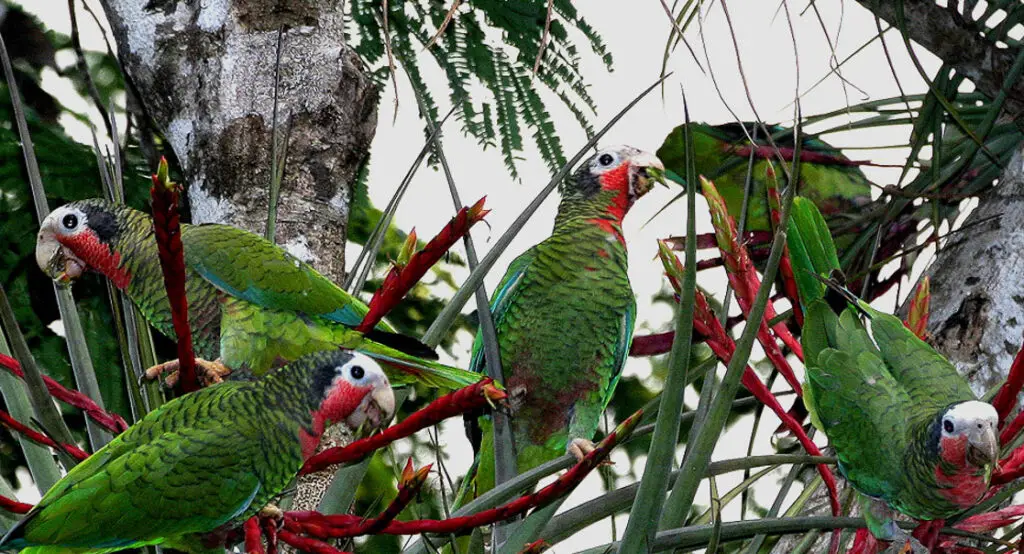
[0,350,394,554]
[788,198,999,549]
[657,122,874,233]
[459,145,665,505]
[33,199,479,390]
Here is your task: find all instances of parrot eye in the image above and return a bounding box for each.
[61,213,79,230]
[943,419,955,433]
[349,365,365,380]
[598,153,614,166]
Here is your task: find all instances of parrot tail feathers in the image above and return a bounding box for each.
[363,329,439,360]
[358,346,483,390]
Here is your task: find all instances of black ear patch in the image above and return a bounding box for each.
[80,205,120,244]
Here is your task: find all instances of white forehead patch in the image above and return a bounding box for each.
[948,400,998,423]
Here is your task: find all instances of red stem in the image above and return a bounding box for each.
[993,345,1024,427]
[0,493,31,514]
[0,408,89,460]
[288,411,641,538]
[301,379,505,474]
[277,530,351,554]
[358,198,489,333]
[150,159,199,393]
[0,353,127,433]
[262,517,279,554]
[244,516,265,554]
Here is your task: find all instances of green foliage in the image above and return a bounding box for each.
[348,0,610,177]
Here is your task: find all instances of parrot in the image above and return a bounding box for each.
[657,121,874,235]
[0,349,395,554]
[457,145,665,506]
[787,197,999,550]
[33,199,480,390]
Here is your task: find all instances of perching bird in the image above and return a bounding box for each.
[788,198,998,549]
[0,350,394,554]
[34,199,479,390]
[657,121,874,234]
[458,145,665,504]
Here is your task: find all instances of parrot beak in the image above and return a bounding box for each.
[966,425,998,468]
[35,225,85,286]
[628,151,667,201]
[347,382,396,432]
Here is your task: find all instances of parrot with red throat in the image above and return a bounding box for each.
[33,199,480,390]
[0,350,394,554]
[788,197,999,551]
[457,145,665,506]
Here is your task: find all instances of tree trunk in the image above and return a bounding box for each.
[920,147,1024,395]
[99,0,378,523]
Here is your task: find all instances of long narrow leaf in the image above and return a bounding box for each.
[658,124,802,533]
[0,330,61,493]
[0,33,111,450]
[618,90,699,553]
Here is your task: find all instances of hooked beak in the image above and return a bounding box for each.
[966,425,998,468]
[35,225,85,286]
[347,382,397,432]
[629,151,667,200]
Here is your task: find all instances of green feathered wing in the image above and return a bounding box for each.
[458,221,635,504]
[789,198,984,520]
[1,385,287,554]
[123,219,478,390]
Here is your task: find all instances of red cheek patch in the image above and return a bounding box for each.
[598,163,632,222]
[60,232,131,289]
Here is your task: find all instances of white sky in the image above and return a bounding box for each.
[17,1,948,552]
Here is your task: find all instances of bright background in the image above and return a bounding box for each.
[18,1,945,550]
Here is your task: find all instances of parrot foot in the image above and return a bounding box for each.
[568,438,613,466]
[258,504,283,519]
[143,358,232,388]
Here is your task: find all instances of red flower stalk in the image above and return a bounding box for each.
[662,231,774,252]
[518,539,551,553]
[301,378,505,474]
[904,277,930,340]
[993,344,1024,428]
[149,157,199,393]
[0,408,89,460]
[262,516,279,554]
[243,516,265,554]
[277,530,350,554]
[289,410,641,538]
[0,353,128,433]
[331,459,431,537]
[357,197,489,333]
[847,528,878,554]
[657,244,841,520]
[731,144,896,168]
[0,493,31,514]
[700,177,804,369]
[764,169,804,327]
[992,442,1024,486]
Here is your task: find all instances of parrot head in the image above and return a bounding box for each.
[562,145,666,217]
[35,199,129,288]
[312,351,396,433]
[935,400,998,469]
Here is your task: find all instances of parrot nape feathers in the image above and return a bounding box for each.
[34,199,480,390]
[0,350,394,554]
[789,198,998,543]
[458,145,665,505]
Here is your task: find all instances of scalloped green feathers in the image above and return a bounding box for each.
[44,199,479,390]
[790,200,992,523]
[657,121,872,235]
[0,352,375,554]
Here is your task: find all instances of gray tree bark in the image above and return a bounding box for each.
[99,0,379,528]
[921,147,1024,395]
